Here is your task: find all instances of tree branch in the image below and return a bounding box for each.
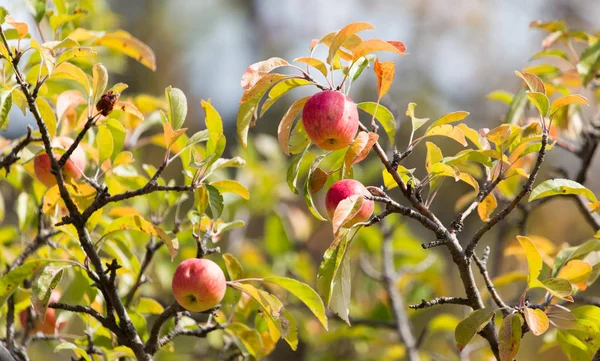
[0,127,41,174]
[472,252,510,312]
[409,297,471,309]
[466,132,548,258]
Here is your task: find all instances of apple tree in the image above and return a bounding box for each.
[1,2,600,361]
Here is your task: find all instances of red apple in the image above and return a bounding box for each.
[172,258,226,312]
[19,290,66,334]
[302,90,359,150]
[34,136,87,187]
[325,179,374,227]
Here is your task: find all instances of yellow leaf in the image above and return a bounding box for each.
[352,39,406,61]
[477,193,497,222]
[293,57,328,78]
[35,98,57,139]
[95,30,156,71]
[50,62,91,94]
[425,125,468,146]
[210,180,250,200]
[327,22,373,64]
[556,259,592,291]
[113,151,135,167]
[517,236,543,287]
[523,307,549,336]
[240,57,289,91]
[108,207,144,218]
[114,101,144,121]
[374,59,395,100]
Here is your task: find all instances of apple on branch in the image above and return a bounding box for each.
[302,90,359,151]
[326,179,374,227]
[33,136,87,187]
[172,258,227,312]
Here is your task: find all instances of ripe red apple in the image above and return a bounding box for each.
[325,179,374,227]
[19,290,66,334]
[172,258,227,312]
[302,90,359,150]
[34,136,87,187]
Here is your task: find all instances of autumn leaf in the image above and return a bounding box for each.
[374,59,395,100]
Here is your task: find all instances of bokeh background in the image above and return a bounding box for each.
[2,0,600,360]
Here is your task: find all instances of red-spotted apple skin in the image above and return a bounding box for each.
[325,179,374,227]
[172,258,227,312]
[19,290,66,334]
[302,90,359,151]
[34,136,87,187]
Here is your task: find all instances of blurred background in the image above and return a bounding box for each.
[2,0,600,360]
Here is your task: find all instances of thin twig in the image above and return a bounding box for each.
[409,297,471,309]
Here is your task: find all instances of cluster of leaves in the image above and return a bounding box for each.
[237,19,600,361]
[0,2,327,361]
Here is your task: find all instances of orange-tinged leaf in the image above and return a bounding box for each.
[517,236,543,286]
[95,30,156,71]
[352,39,406,61]
[523,307,549,336]
[499,314,522,361]
[115,101,144,121]
[374,59,395,100]
[515,71,546,94]
[556,260,592,291]
[344,131,378,172]
[331,194,364,233]
[163,121,187,148]
[550,94,589,115]
[294,57,328,78]
[6,16,28,40]
[241,57,289,90]
[327,22,373,64]
[108,207,144,218]
[278,97,310,155]
[309,168,328,194]
[477,192,498,222]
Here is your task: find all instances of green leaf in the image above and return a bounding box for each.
[0,259,55,307]
[226,322,264,359]
[526,91,550,117]
[31,265,68,322]
[214,220,245,236]
[201,99,224,155]
[0,88,13,131]
[36,97,57,139]
[264,276,328,330]
[259,78,312,116]
[104,215,178,260]
[187,129,210,145]
[210,180,249,200]
[540,278,574,301]
[523,306,549,336]
[517,236,543,287]
[281,308,299,351]
[505,88,527,125]
[57,46,96,65]
[205,184,224,219]
[499,313,522,361]
[577,40,600,86]
[223,253,244,280]
[455,308,495,351]
[54,342,91,361]
[329,253,352,325]
[0,7,8,24]
[96,124,114,163]
[304,154,328,221]
[405,102,429,133]
[165,86,187,130]
[529,179,598,203]
[136,297,164,314]
[357,102,396,145]
[317,233,350,307]
[286,145,310,194]
[347,55,372,83]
